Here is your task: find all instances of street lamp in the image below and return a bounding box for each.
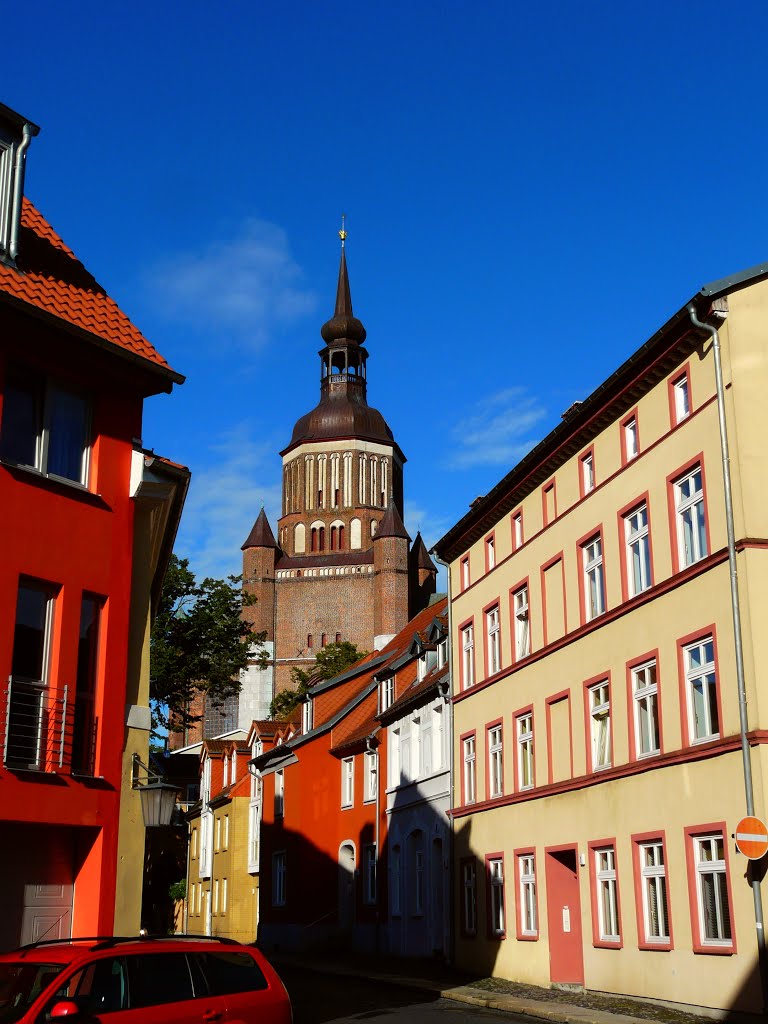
[131,753,181,827]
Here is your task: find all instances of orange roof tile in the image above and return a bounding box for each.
[0,200,182,383]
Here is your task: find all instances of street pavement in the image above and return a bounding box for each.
[272,951,712,1024]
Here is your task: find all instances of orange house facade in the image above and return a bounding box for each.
[0,102,186,948]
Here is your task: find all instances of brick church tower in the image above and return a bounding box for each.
[240,232,437,708]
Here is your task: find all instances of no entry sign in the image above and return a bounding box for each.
[735,816,768,860]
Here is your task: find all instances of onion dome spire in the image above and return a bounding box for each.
[321,216,367,345]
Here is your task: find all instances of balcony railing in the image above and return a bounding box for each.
[1,677,97,774]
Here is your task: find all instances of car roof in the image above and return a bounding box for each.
[0,935,255,965]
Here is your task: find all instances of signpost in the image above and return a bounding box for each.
[735,816,768,861]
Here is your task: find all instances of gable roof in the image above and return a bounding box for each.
[0,199,182,389]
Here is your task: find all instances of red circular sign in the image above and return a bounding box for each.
[735,816,768,860]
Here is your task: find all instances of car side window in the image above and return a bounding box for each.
[195,952,268,996]
[47,957,128,1015]
[125,954,194,1008]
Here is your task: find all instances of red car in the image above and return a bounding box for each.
[0,935,292,1024]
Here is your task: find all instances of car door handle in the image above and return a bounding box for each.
[202,1010,223,1022]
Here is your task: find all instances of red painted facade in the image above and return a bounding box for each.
[0,176,184,947]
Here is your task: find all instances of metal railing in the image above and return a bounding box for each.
[1,676,97,774]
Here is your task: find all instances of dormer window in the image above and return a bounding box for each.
[437,639,448,668]
[302,697,313,733]
[0,103,39,266]
[379,675,394,713]
[222,755,229,789]
[418,653,427,681]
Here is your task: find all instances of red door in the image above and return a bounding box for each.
[544,846,584,985]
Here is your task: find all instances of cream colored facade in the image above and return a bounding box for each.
[435,272,768,1016]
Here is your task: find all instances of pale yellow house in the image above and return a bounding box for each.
[434,265,768,1017]
[186,736,260,941]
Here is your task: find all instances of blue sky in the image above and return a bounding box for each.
[7,1,768,580]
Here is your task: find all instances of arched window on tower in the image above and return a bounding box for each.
[359,454,367,504]
[331,454,340,509]
[343,452,352,507]
[307,633,313,650]
[305,456,314,511]
[317,454,327,509]
[380,458,388,507]
[350,517,362,550]
[330,519,345,551]
[371,519,378,538]
[321,633,327,647]
[370,457,378,507]
[310,520,325,552]
[294,523,306,554]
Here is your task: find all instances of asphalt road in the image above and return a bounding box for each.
[278,965,535,1024]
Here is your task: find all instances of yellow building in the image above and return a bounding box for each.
[434,265,768,1017]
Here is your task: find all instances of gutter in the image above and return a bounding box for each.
[9,121,38,263]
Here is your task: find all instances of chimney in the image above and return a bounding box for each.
[0,101,40,267]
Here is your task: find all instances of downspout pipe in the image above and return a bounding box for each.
[9,123,36,263]
[687,302,768,1010]
[431,550,454,965]
[365,735,381,951]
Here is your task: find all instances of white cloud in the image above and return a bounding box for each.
[447,387,548,469]
[148,219,317,346]
[175,422,282,580]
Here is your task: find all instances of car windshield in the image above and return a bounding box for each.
[0,962,65,1023]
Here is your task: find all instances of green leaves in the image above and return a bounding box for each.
[268,640,368,720]
[150,554,265,734]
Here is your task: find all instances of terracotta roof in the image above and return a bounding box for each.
[0,199,182,384]
[383,663,448,720]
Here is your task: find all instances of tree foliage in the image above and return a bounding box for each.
[150,554,266,733]
[269,640,368,720]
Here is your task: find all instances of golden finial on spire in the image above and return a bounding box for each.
[339,212,347,248]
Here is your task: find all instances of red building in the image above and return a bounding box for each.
[0,102,187,948]
[252,598,448,954]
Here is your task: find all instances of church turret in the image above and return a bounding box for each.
[241,507,278,640]
[373,501,410,649]
[409,531,438,616]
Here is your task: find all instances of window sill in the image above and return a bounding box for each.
[594,938,622,949]
[1,458,107,507]
[693,941,734,956]
[517,931,538,942]
[638,940,672,951]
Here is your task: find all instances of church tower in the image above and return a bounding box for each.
[245,229,411,694]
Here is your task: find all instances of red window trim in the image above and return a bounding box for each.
[676,624,723,749]
[457,615,475,692]
[545,689,573,785]
[630,830,674,951]
[683,821,737,954]
[582,671,612,774]
[485,851,507,940]
[665,453,711,575]
[625,649,664,762]
[576,525,607,628]
[540,551,566,648]
[542,479,557,526]
[579,445,596,499]
[459,729,477,807]
[668,362,693,428]
[616,492,655,603]
[460,555,471,593]
[587,837,623,949]
[508,575,531,665]
[484,717,504,800]
[512,704,535,793]
[620,408,640,466]
[513,847,539,940]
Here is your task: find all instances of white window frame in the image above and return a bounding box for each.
[684,636,719,742]
[379,675,394,713]
[364,750,377,802]
[462,623,475,688]
[632,660,659,757]
[624,416,638,461]
[389,727,401,788]
[513,585,530,659]
[488,724,503,798]
[693,833,732,945]
[486,535,496,570]
[302,698,313,733]
[488,858,505,936]
[274,768,284,817]
[589,680,611,770]
[223,813,229,849]
[461,556,470,590]
[674,374,690,422]
[341,756,355,808]
[582,535,605,621]
[485,606,500,676]
[639,841,669,943]
[625,503,651,597]
[519,854,537,936]
[516,713,534,790]
[272,851,286,906]
[462,735,476,804]
[675,465,707,567]
[512,512,523,549]
[595,846,620,941]
[581,452,594,494]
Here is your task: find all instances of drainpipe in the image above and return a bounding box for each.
[431,550,454,965]
[9,123,35,263]
[688,302,767,1010]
